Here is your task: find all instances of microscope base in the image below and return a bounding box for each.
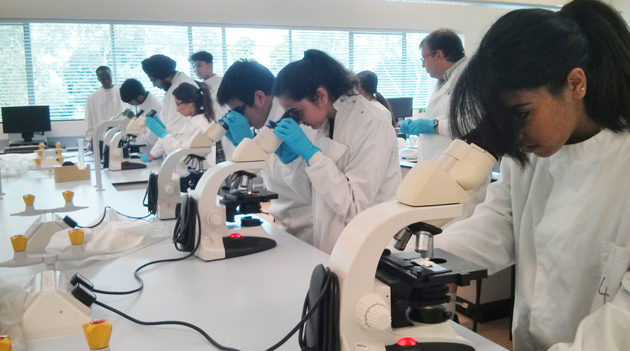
[22,270,92,342]
[195,222,276,261]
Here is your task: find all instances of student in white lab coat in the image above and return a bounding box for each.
[84,66,130,143]
[216,60,315,245]
[357,70,396,128]
[435,1,630,350]
[272,49,402,254]
[189,51,231,162]
[142,82,215,173]
[119,78,161,152]
[141,54,196,133]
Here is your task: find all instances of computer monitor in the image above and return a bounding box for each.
[387,97,413,121]
[1,105,51,143]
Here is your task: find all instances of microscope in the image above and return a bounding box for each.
[150,120,226,219]
[326,137,497,351]
[102,110,153,171]
[183,116,298,261]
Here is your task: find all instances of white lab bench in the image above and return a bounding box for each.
[0,161,507,351]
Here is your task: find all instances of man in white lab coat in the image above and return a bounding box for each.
[401,29,489,221]
[141,54,196,134]
[119,78,161,152]
[84,66,130,143]
[189,51,231,162]
[216,60,315,246]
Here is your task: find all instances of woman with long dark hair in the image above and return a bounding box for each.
[143,82,216,170]
[272,49,402,253]
[357,70,396,127]
[437,1,630,349]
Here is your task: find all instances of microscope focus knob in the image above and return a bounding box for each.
[164,184,175,195]
[355,294,391,331]
[208,212,223,227]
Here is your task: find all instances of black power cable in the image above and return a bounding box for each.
[172,195,200,253]
[143,172,159,215]
[75,206,151,229]
[93,300,240,351]
[90,265,338,351]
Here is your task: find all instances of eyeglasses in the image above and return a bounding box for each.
[421,50,436,62]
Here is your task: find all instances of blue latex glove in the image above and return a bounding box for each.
[140,154,151,162]
[400,118,437,135]
[273,119,321,164]
[151,115,166,129]
[220,110,253,146]
[146,117,168,138]
[274,142,299,164]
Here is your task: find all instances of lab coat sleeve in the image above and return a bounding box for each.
[434,159,517,274]
[548,271,630,351]
[262,153,312,204]
[305,117,396,223]
[149,134,180,158]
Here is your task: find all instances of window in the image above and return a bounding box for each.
[0,22,449,122]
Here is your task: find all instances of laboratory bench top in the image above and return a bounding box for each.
[0,163,507,351]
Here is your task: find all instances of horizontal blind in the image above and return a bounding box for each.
[1,22,441,122]
[0,24,29,121]
[113,24,191,102]
[224,28,290,76]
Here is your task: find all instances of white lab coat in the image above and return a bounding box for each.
[417,57,488,223]
[134,92,162,152]
[260,100,315,245]
[305,94,402,253]
[161,72,197,134]
[84,85,131,141]
[370,99,394,125]
[150,114,214,175]
[204,75,234,161]
[435,129,630,351]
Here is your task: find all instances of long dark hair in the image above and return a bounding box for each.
[357,70,395,127]
[449,0,630,165]
[173,82,215,122]
[273,49,358,103]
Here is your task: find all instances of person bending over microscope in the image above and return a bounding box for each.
[435,0,630,350]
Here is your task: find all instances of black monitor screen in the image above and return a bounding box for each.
[387,97,413,120]
[2,106,51,134]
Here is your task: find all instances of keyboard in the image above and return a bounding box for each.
[3,145,41,154]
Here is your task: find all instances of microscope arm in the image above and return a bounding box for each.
[93,119,133,191]
[155,147,212,219]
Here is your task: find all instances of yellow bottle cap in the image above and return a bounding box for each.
[23,194,35,206]
[83,320,112,350]
[55,142,62,148]
[10,236,27,252]
[56,149,63,155]
[0,335,11,351]
[62,190,74,202]
[57,156,64,163]
[68,229,84,245]
[36,150,43,157]
[34,158,42,165]
[38,143,45,150]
